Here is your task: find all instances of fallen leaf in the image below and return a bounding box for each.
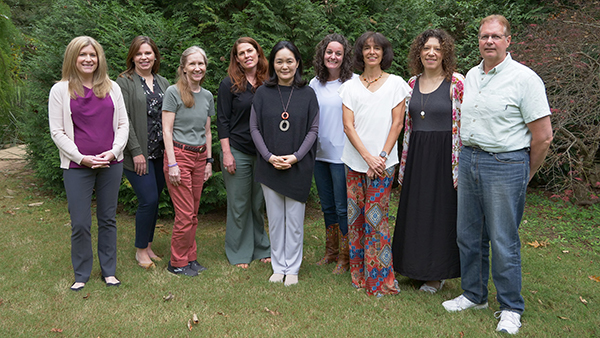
[311,235,319,240]
[562,250,569,253]
[558,316,569,320]
[163,292,174,301]
[155,223,164,228]
[83,293,90,299]
[6,189,15,195]
[28,202,43,207]
[4,210,15,215]
[192,313,199,324]
[50,328,63,332]
[217,311,229,317]
[45,209,51,212]
[459,332,464,338]
[264,307,281,316]
[557,255,562,260]
[538,299,543,305]
[527,240,549,248]
[589,275,600,282]
[579,296,588,305]
[187,319,192,331]
[530,290,538,294]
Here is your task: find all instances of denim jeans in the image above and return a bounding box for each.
[313,161,348,235]
[457,146,529,314]
[124,158,165,249]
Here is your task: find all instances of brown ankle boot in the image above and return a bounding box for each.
[316,223,339,265]
[332,231,349,274]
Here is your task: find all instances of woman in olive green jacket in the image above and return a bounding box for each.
[117,36,170,269]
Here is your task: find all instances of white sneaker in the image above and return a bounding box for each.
[284,274,298,286]
[419,280,445,294]
[269,273,284,283]
[495,310,521,335]
[442,294,488,312]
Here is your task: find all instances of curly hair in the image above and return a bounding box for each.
[353,31,394,72]
[407,29,456,80]
[227,37,268,92]
[313,33,353,85]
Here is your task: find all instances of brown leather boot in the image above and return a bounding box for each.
[316,223,339,265]
[332,231,349,274]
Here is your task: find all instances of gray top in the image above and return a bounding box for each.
[162,85,215,146]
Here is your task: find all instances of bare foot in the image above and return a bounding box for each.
[260,257,271,263]
[236,263,249,269]
[147,243,161,261]
[136,249,155,269]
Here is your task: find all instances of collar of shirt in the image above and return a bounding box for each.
[477,53,513,76]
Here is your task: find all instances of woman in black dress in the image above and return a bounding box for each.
[392,29,465,293]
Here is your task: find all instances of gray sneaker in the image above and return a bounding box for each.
[188,260,207,272]
[167,261,198,277]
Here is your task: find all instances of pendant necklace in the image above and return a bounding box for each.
[277,85,294,132]
[361,72,383,88]
[419,80,432,119]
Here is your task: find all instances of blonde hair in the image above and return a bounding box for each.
[480,15,511,36]
[176,46,208,108]
[61,36,112,99]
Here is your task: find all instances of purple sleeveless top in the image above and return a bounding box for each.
[69,86,116,168]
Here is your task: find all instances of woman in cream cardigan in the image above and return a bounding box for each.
[49,36,129,291]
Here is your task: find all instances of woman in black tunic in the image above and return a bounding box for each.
[250,41,319,286]
[392,29,465,293]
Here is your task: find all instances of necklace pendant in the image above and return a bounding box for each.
[279,120,290,132]
[420,111,425,119]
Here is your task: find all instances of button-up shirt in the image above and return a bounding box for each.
[461,53,551,153]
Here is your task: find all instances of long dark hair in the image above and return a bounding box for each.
[227,37,268,92]
[353,31,394,72]
[313,33,353,85]
[407,29,456,80]
[264,41,307,87]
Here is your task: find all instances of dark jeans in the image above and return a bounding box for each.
[124,158,165,249]
[314,160,348,235]
[63,163,123,282]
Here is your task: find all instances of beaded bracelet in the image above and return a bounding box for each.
[167,162,178,168]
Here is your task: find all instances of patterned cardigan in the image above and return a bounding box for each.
[397,72,465,189]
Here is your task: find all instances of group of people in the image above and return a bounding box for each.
[49,14,552,335]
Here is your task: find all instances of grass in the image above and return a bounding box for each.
[0,164,599,337]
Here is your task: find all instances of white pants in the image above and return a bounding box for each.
[261,184,305,275]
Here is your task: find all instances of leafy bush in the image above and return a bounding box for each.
[18,0,551,213]
[510,0,600,204]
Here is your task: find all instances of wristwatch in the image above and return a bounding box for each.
[206,158,214,164]
[379,151,388,159]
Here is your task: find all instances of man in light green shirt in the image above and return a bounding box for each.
[441,15,553,335]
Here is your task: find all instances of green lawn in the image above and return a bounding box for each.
[0,165,598,337]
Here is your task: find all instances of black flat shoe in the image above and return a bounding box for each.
[103,276,121,287]
[70,282,85,291]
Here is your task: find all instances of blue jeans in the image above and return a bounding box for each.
[313,161,348,235]
[457,146,529,314]
[124,158,165,249]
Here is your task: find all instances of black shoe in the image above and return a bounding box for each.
[167,261,198,277]
[188,260,207,273]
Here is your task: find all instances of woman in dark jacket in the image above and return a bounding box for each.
[117,36,170,269]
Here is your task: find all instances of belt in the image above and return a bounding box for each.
[173,141,206,153]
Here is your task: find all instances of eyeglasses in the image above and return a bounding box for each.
[478,34,506,41]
